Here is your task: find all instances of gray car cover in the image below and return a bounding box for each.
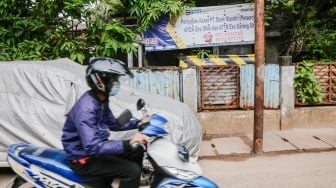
[0,59,201,166]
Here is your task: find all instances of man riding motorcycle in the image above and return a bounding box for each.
[62,57,149,188]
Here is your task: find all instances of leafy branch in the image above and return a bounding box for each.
[193,49,211,59]
[294,61,322,104]
[266,0,335,61]
[0,0,190,64]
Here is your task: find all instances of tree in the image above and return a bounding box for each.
[266,0,336,61]
[0,0,191,64]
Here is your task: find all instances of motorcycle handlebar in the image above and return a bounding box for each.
[137,121,150,131]
[130,141,146,152]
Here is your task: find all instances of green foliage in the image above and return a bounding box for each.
[306,6,336,61]
[266,1,336,61]
[193,49,211,59]
[294,61,322,104]
[127,0,189,32]
[98,22,137,56]
[0,0,189,64]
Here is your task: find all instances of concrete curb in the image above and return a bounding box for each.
[199,128,336,159]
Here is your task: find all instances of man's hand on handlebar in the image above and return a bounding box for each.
[129,133,149,145]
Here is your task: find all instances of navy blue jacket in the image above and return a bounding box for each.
[62,90,139,160]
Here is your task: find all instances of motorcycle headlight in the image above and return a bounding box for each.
[164,167,199,181]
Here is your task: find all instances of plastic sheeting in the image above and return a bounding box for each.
[0,59,201,165]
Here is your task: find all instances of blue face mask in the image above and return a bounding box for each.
[109,81,120,96]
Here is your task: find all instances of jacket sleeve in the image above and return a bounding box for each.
[73,107,127,155]
[106,107,140,131]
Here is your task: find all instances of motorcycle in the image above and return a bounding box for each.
[7,99,219,188]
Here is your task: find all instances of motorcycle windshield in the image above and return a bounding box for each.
[141,114,168,137]
[149,114,168,126]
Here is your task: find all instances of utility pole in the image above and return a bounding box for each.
[253,0,265,154]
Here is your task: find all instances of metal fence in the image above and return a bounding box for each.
[240,64,280,109]
[125,67,182,101]
[198,64,280,111]
[296,62,336,106]
[199,65,240,110]
[124,64,281,111]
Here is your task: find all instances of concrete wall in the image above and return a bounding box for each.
[198,107,336,135]
[180,65,336,135]
[292,107,336,129]
[280,66,295,129]
[182,68,198,112]
[196,64,336,135]
[198,110,280,135]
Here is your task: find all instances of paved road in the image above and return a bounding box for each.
[1,151,336,188]
[200,151,336,188]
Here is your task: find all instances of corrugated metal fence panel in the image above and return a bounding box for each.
[240,64,255,108]
[265,64,280,108]
[124,68,181,101]
[240,64,280,109]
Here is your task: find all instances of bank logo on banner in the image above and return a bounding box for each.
[144,3,255,52]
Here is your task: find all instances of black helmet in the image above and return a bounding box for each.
[86,57,133,95]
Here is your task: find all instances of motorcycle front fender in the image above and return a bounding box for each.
[157,176,219,188]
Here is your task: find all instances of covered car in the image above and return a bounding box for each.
[0,59,202,167]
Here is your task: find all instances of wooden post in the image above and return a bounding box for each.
[253,0,265,154]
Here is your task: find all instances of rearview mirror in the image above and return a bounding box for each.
[117,109,133,125]
[136,98,146,111]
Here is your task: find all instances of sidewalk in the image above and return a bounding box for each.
[199,128,336,158]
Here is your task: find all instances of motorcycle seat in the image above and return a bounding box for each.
[18,145,93,183]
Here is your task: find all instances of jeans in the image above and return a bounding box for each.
[70,148,144,188]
